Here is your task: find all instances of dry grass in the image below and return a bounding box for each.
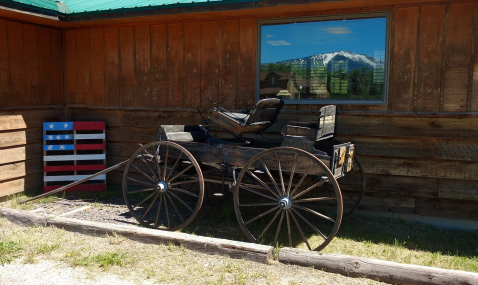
[0,216,383,285]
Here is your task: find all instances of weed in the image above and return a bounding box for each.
[75,252,129,267]
[0,240,21,264]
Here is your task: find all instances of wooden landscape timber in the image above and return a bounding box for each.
[0,206,273,263]
[279,247,478,285]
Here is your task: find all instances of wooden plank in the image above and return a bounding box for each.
[43,154,105,161]
[184,22,201,109]
[219,19,238,110]
[357,193,416,214]
[122,109,201,128]
[434,138,478,161]
[445,3,474,68]
[0,109,63,130]
[119,26,135,107]
[336,135,434,159]
[0,129,42,148]
[388,7,418,112]
[44,175,106,182]
[167,23,184,108]
[23,24,39,107]
[65,29,77,104]
[341,173,438,198]
[37,27,52,106]
[237,18,257,109]
[336,113,478,139]
[90,28,105,107]
[416,197,478,220]
[107,127,157,143]
[279,248,478,285]
[443,68,469,112]
[439,179,478,201]
[104,27,119,107]
[360,156,478,181]
[65,109,123,127]
[0,19,10,108]
[0,143,43,165]
[200,21,219,110]
[50,29,63,105]
[416,5,445,112]
[135,25,151,108]
[76,29,90,105]
[74,134,105,140]
[472,63,478,111]
[150,24,167,108]
[0,158,42,181]
[0,174,43,198]
[8,21,25,107]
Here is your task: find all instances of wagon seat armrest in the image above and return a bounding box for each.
[281,105,336,142]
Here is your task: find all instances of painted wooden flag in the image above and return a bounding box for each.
[43,121,106,193]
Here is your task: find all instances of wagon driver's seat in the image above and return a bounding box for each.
[209,98,284,136]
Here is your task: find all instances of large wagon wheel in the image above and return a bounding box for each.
[341,155,365,220]
[123,141,204,231]
[234,147,342,251]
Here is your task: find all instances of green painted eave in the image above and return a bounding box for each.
[1,0,261,15]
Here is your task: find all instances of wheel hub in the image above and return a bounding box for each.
[279,197,292,210]
[156,181,168,193]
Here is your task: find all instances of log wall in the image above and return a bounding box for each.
[0,18,64,198]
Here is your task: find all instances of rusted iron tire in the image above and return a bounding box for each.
[123,141,204,231]
[234,147,342,251]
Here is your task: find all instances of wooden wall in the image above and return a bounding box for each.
[0,18,64,198]
[63,19,257,110]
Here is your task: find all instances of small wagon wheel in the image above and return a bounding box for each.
[234,147,342,251]
[123,141,204,231]
[341,155,365,221]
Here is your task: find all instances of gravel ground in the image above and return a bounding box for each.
[0,260,154,285]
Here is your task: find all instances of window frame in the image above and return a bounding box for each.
[256,12,391,105]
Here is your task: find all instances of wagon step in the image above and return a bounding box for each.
[19,160,130,204]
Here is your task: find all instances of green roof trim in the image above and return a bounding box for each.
[1,0,261,15]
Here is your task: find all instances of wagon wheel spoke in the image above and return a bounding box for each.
[154,194,164,228]
[286,154,298,196]
[168,191,194,213]
[153,146,162,181]
[239,202,278,207]
[169,179,199,186]
[291,208,326,240]
[133,191,158,210]
[168,164,194,183]
[289,209,311,250]
[259,158,281,197]
[166,153,183,181]
[293,204,335,223]
[141,192,160,220]
[169,187,199,198]
[246,170,280,199]
[292,178,327,200]
[128,187,155,194]
[275,153,286,196]
[239,184,277,201]
[164,194,170,228]
[286,211,292,248]
[140,152,158,181]
[127,177,156,187]
[166,193,184,223]
[293,197,337,203]
[162,145,169,181]
[273,211,285,247]
[245,206,279,225]
[258,209,282,240]
[289,168,311,198]
[131,163,157,183]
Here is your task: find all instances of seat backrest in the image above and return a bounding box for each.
[246,98,284,126]
[315,105,336,141]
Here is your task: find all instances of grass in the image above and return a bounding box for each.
[0,216,381,285]
[0,241,21,264]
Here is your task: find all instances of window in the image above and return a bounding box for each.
[258,13,389,104]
